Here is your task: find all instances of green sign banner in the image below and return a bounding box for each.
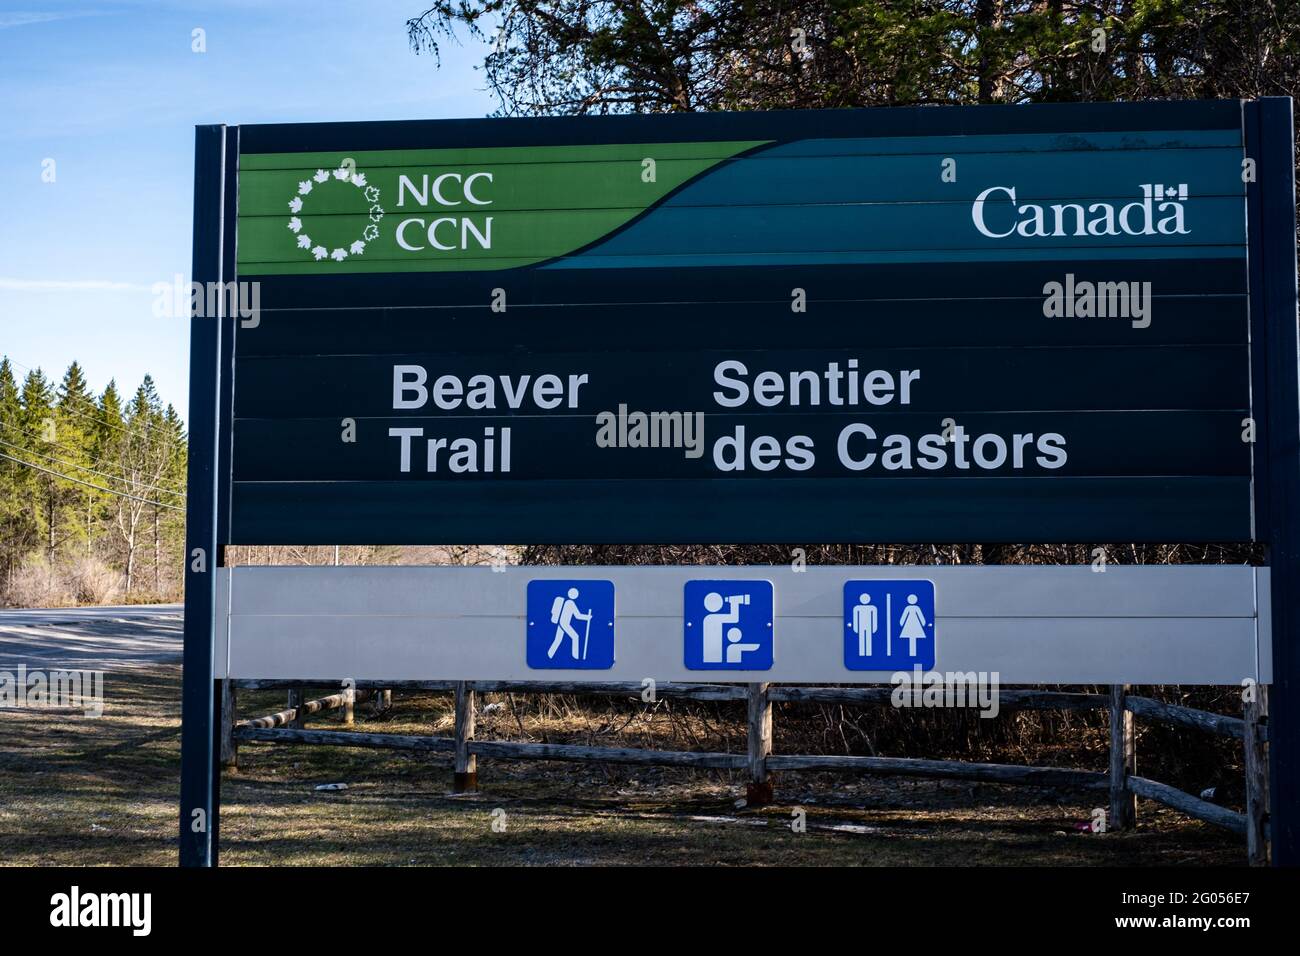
[237,141,764,273]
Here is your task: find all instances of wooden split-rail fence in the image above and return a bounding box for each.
[221,679,1271,864]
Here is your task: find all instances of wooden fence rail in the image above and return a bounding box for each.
[232,678,1110,708]
[1124,694,1255,741]
[224,678,1268,862]
[764,754,1108,790]
[236,690,373,731]
[1126,776,1248,836]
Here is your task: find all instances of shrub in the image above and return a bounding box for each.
[2,554,124,607]
[4,557,74,608]
[65,555,123,605]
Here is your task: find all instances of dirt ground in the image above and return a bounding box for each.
[0,665,1243,866]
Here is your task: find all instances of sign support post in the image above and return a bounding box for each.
[179,124,227,867]
[1250,97,1300,865]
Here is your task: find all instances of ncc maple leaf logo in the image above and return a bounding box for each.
[284,162,383,263]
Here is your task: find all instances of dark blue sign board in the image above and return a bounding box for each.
[526,579,616,669]
[226,101,1266,546]
[183,99,1299,867]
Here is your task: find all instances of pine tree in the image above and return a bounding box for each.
[154,403,189,594]
[0,360,188,605]
[92,380,124,548]
[17,368,56,560]
[54,361,97,556]
[0,358,29,586]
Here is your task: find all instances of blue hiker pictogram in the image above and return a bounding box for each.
[526,579,615,669]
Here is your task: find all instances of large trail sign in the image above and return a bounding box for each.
[233,104,1257,544]
[182,100,1299,867]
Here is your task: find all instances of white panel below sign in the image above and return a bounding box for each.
[216,565,1270,685]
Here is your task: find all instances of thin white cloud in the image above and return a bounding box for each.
[0,11,101,30]
[0,278,152,292]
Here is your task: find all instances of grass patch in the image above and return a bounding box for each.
[0,668,1243,866]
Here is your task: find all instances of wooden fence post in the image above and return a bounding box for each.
[746,682,774,806]
[342,684,355,727]
[287,687,305,729]
[219,679,238,769]
[1109,684,1137,830]
[454,681,477,792]
[1245,684,1270,865]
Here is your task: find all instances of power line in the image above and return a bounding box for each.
[0,417,185,487]
[53,385,181,442]
[0,419,187,496]
[0,436,185,500]
[0,417,131,479]
[0,450,184,512]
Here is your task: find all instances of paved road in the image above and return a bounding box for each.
[0,604,182,670]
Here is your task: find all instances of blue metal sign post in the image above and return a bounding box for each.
[1246,97,1300,865]
[179,125,226,868]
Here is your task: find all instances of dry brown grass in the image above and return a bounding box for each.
[0,666,1243,866]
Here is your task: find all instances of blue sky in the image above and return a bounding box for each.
[0,0,495,419]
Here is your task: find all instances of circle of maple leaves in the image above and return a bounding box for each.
[286,164,384,262]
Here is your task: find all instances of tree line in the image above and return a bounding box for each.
[0,356,187,606]
[407,1,1297,115]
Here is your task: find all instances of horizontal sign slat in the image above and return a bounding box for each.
[229,475,1252,544]
[217,565,1268,684]
[230,411,1248,481]
[237,147,1245,216]
[232,346,1249,418]
[226,615,1260,684]
[235,296,1248,355]
[236,129,1242,172]
[244,258,1250,309]
[235,102,1244,157]
[225,565,1261,618]
[236,199,1247,268]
